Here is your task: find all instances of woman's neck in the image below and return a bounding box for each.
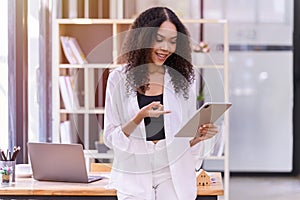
[148,64,165,74]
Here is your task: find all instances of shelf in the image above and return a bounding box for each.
[194,65,224,69]
[84,150,224,161]
[59,63,224,69]
[60,107,105,114]
[182,19,227,24]
[59,64,119,69]
[56,18,227,25]
[56,18,132,24]
[53,18,229,200]
[54,18,228,152]
[84,150,114,159]
[204,156,225,160]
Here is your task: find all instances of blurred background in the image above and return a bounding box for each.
[0,0,299,200]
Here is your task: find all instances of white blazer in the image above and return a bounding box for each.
[104,66,204,200]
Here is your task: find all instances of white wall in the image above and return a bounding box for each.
[203,0,294,172]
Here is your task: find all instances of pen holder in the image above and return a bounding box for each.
[0,160,16,185]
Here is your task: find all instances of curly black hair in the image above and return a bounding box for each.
[118,7,194,99]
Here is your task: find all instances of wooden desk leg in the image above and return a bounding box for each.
[196,196,217,200]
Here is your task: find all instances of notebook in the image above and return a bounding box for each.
[27,142,104,183]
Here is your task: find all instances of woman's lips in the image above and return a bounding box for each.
[156,52,168,62]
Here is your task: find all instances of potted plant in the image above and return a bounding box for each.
[193,41,210,53]
[1,164,13,184]
[197,83,205,108]
[193,41,210,109]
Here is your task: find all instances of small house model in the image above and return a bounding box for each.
[197,169,211,186]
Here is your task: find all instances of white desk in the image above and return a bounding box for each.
[84,150,114,170]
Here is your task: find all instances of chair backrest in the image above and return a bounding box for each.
[90,163,112,172]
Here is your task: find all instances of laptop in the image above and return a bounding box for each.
[27,142,104,183]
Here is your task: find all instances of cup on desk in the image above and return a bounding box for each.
[15,164,32,178]
[0,160,16,185]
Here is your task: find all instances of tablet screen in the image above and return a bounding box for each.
[175,102,232,137]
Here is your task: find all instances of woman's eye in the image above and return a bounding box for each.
[170,40,177,44]
[156,38,163,42]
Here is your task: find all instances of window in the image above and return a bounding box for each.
[0,0,8,150]
[28,0,40,142]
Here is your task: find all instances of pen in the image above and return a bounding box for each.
[7,150,11,161]
[11,146,21,161]
[0,150,3,161]
[1,149,7,161]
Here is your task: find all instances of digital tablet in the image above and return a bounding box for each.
[175,102,232,137]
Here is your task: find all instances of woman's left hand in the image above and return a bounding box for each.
[190,123,218,147]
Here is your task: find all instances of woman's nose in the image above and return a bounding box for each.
[160,42,169,51]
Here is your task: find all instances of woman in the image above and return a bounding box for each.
[104,7,218,200]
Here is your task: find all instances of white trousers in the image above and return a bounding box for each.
[117,178,178,200]
[117,140,179,200]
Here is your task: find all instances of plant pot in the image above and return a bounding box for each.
[1,174,11,185]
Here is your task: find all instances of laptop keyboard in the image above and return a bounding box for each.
[88,175,104,183]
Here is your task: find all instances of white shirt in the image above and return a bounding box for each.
[103,66,204,200]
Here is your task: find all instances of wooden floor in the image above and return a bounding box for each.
[219,176,300,200]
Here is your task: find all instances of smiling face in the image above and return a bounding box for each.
[151,21,177,66]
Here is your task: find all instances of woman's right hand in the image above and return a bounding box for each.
[122,101,171,137]
[140,101,171,118]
